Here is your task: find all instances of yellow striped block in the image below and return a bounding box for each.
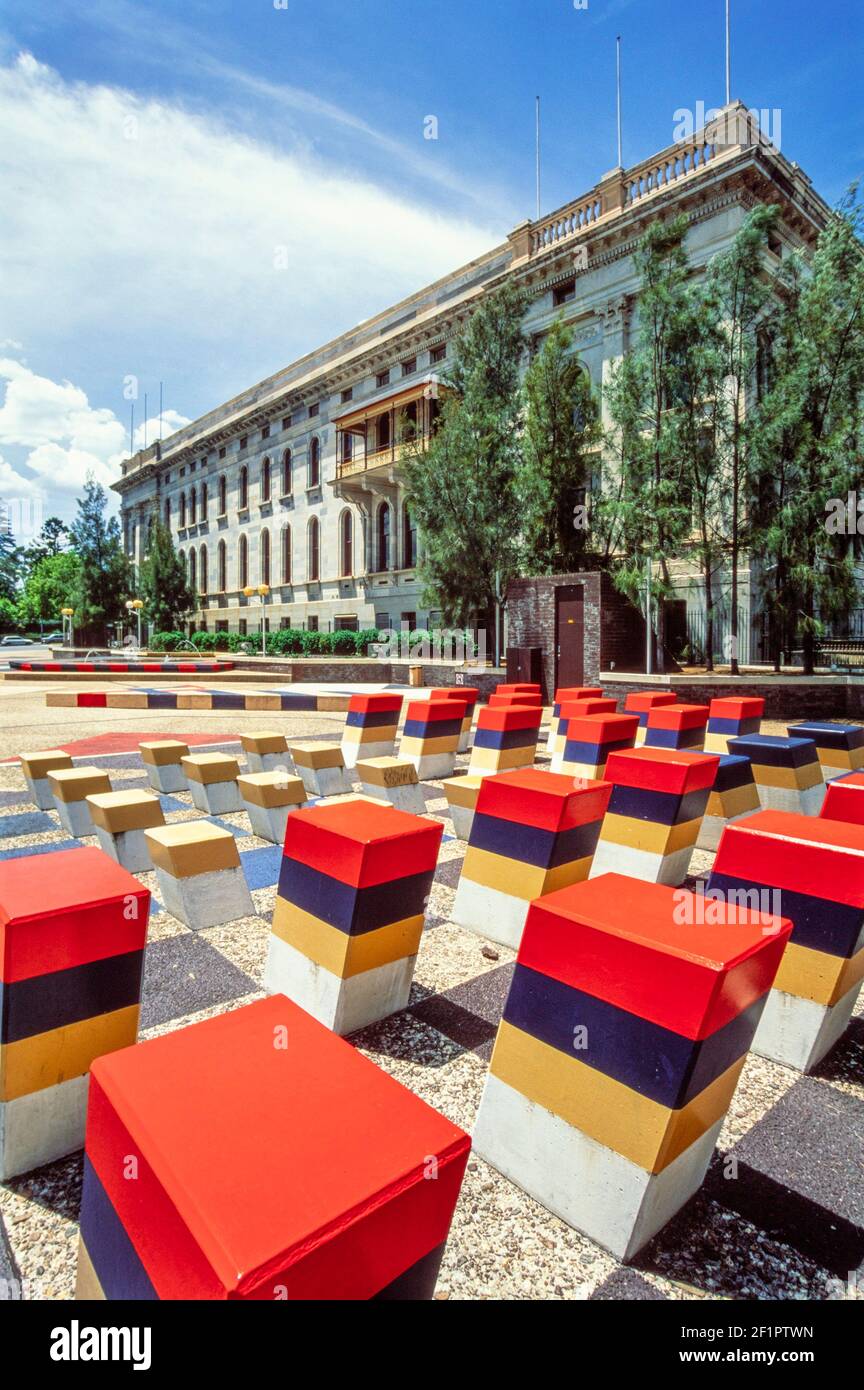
[598,813,702,857]
[271,897,424,979]
[461,845,593,900]
[773,940,864,1008]
[0,1005,140,1102]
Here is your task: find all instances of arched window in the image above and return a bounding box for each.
[200,481,208,522]
[281,525,292,584]
[261,528,271,586]
[308,437,320,488]
[377,502,390,572]
[261,457,271,503]
[403,503,416,568]
[179,493,186,528]
[164,497,171,529]
[378,411,391,451]
[189,488,197,526]
[281,449,292,495]
[218,474,227,515]
[307,516,320,581]
[199,544,208,594]
[340,509,353,577]
[188,547,197,592]
[238,533,248,589]
[218,540,227,592]
[239,465,249,510]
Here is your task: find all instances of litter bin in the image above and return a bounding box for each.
[408,663,424,687]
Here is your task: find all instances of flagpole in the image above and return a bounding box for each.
[725,0,731,104]
[535,95,541,220]
[616,36,623,167]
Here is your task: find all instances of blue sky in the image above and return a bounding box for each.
[0,0,861,529]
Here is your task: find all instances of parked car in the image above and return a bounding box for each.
[42,632,65,643]
[0,636,39,646]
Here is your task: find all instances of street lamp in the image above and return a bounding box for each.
[243,584,270,656]
[60,607,74,647]
[125,598,144,650]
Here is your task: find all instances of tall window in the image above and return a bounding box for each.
[239,465,249,510]
[308,517,320,581]
[308,437,320,488]
[188,547,197,592]
[199,545,207,594]
[218,540,227,592]
[281,525,292,583]
[179,493,186,528]
[238,533,248,588]
[261,528,271,586]
[403,503,416,568]
[164,497,171,528]
[377,411,391,451]
[218,474,227,515]
[340,509,353,577]
[261,457,271,503]
[377,502,390,572]
[200,481,208,522]
[282,449,292,495]
[189,488,197,526]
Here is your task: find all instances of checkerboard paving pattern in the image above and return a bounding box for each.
[0,734,862,1301]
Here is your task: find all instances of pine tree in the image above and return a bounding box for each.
[519,316,601,574]
[0,529,22,605]
[137,511,195,634]
[403,281,527,663]
[69,475,134,644]
[23,516,71,568]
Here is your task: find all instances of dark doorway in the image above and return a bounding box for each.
[555,584,584,689]
[664,600,688,662]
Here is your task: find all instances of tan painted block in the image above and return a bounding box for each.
[144,821,240,878]
[181,752,241,785]
[86,789,165,833]
[355,757,419,789]
[106,692,149,709]
[245,694,281,711]
[240,732,288,756]
[46,692,77,707]
[18,749,73,779]
[48,767,112,802]
[443,774,484,810]
[317,695,351,712]
[176,694,212,710]
[139,739,190,767]
[238,772,306,808]
[289,742,345,770]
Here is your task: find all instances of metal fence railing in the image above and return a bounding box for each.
[683,606,753,665]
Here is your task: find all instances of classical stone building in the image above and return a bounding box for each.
[114,103,830,651]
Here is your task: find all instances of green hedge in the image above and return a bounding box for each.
[149,628,384,657]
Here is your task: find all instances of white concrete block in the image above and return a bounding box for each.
[406,752,456,782]
[245,750,294,775]
[360,781,427,815]
[24,774,56,811]
[53,797,97,839]
[94,825,153,873]
[472,1073,722,1262]
[189,778,242,815]
[264,932,416,1035]
[452,876,529,950]
[144,763,187,794]
[244,800,292,845]
[295,763,354,798]
[341,738,394,770]
[154,864,254,930]
[0,1074,89,1181]
[449,803,475,841]
[752,980,861,1073]
[589,839,695,887]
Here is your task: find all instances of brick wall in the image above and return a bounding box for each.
[601,676,856,720]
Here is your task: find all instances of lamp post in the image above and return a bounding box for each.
[125,599,144,650]
[61,606,74,648]
[243,585,270,656]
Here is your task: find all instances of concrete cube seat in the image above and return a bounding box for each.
[144,822,254,930]
[86,789,166,872]
[181,753,242,815]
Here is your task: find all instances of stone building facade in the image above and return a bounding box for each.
[113,104,831,649]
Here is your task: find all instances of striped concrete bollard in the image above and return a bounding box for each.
[428,687,478,752]
[17,749,73,810]
[622,690,676,747]
[472,873,791,1261]
[139,740,190,794]
[545,686,604,753]
[181,753,242,815]
[0,846,150,1180]
[144,822,254,930]
[237,771,307,844]
[729,734,824,815]
[467,704,542,778]
[645,703,709,752]
[820,770,864,824]
[265,799,442,1033]
[355,757,426,814]
[495,684,541,698]
[75,995,470,1300]
[549,698,617,771]
[589,747,720,885]
[696,754,760,852]
[48,767,112,838]
[487,691,542,710]
[704,696,764,754]
[86,790,166,872]
[557,712,639,780]
[340,694,403,769]
[442,774,484,840]
[400,699,466,781]
[289,742,353,798]
[452,768,611,949]
[787,720,864,782]
[240,731,293,775]
[709,810,864,1071]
